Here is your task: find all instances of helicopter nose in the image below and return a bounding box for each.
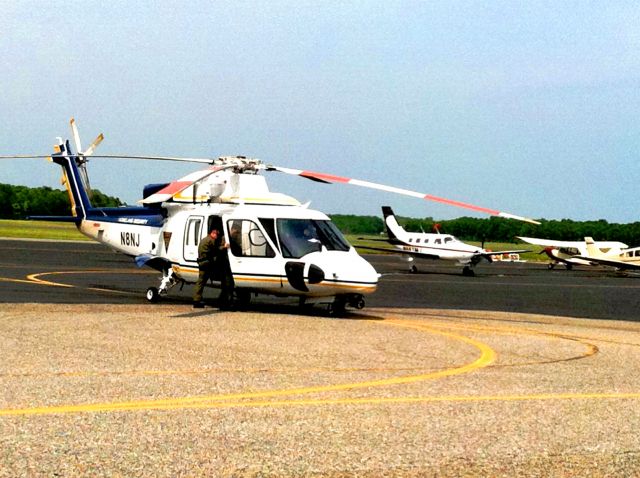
[284,255,377,293]
[307,264,325,284]
[284,261,326,292]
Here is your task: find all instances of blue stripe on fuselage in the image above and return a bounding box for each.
[86,207,165,227]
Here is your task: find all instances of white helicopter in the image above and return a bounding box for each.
[3,119,539,312]
[360,206,529,276]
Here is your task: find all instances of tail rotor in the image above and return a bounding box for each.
[69,118,104,199]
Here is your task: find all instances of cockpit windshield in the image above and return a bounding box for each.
[277,219,351,258]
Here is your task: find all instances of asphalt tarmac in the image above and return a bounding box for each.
[4,238,640,475]
[2,238,640,321]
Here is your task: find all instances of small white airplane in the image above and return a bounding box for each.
[360,206,529,276]
[573,237,640,272]
[517,236,628,270]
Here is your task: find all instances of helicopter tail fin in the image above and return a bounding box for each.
[381,206,405,245]
[48,138,93,221]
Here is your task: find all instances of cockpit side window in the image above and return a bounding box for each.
[277,219,350,258]
[258,218,280,253]
[227,219,275,258]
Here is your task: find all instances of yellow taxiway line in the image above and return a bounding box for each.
[0,317,495,416]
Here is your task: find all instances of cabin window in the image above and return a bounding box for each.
[408,238,413,243]
[561,247,579,256]
[186,217,202,246]
[635,250,640,257]
[435,238,441,245]
[226,220,275,258]
[277,219,350,258]
[416,238,421,244]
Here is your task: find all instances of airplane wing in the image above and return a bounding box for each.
[518,237,629,250]
[517,237,587,248]
[573,256,640,270]
[355,245,441,260]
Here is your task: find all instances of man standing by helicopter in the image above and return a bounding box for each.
[193,227,231,308]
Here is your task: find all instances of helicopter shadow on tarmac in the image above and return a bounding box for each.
[169,295,384,321]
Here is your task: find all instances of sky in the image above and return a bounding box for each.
[1,1,639,222]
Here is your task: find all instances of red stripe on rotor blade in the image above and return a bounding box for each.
[157,181,193,195]
[423,195,499,215]
[300,171,350,183]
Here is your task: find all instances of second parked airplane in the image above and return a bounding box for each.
[361,207,528,276]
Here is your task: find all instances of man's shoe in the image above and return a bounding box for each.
[193,302,205,309]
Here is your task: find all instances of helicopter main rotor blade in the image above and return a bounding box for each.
[87,154,216,163]
[141,164,235,204]
[0,155,53,159]
[267,166,540,225]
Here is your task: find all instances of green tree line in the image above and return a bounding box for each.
[0,184,123,219]
[330,214,640,246]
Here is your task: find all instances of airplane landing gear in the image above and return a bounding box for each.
[462,266,475,277]
[409,264,418,273]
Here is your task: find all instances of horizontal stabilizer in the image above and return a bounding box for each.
[28,215,81,223]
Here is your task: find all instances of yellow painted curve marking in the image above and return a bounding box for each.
[0,317,495,416]
[0,277,40,285]
[24,269,154,289]
[45,392,640,416]
[396,318,600,362]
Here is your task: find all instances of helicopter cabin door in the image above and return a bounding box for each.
[183,215,224,263]
[225,218,280,290]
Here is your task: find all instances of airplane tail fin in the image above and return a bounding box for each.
[381,206,405,244]
[584,236,604,258]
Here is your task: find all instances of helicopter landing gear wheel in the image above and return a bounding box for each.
[328,296,347,317]
[348,294,365,310]
[233,289,251,309]
[146,287,159,303]
[147,268,179,303]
